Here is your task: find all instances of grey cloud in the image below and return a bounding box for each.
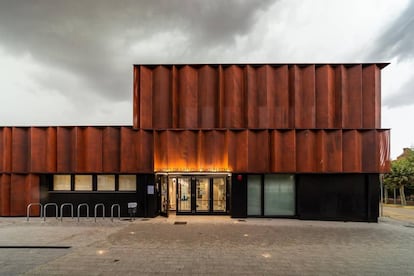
[367,2,414,61]
[383,75,414,108]
[365,2,414,108]
[0,0,274,104]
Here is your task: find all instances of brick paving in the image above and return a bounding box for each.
[0,211,413,275]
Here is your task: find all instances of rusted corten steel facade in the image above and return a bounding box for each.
[133,64,390,173]
[0,63,390,221]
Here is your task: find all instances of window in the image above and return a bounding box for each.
[74,175,93,191]
[119,175,136,191]
[51,174,137,192]
[97,175,115,191]
[53,175,71,191]
[247,175,261,216]
[247,174,295,217]
[264,174,295,216]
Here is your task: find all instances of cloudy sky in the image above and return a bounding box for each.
[0,0,413,158]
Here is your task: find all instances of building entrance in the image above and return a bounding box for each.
[157,174,230,216]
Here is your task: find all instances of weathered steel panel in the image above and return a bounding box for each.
[334,65,345,128]
[270,130,296,172]
[227,130,248,172]
[0,129,3,172]
[12,127,29,172]
[342,130,362,172]
[296,130,317,172]
[154,130,169,171]
[153,65,172,128]
[75,127,87,172]
[362,65,381,128]
[25,174,40,216]
[138,130,153,172]
[102,127,120,172]
[57,127,75,172]
[316,65,335,128]
[120,127,140,172]
[343,65,363,128]
[322,130,342,172]
[248,130,269,172]
[198,65,219,128]
[84,127,103,172]
[291,65,316,129]
[178,65,198,128]
[139,66,153,129]
[133,66,140,129]
[10,174,26,216]
[30,127,47,172]
[167,130,198,171]
[199,130,228,171]
[0,174,11,216]
[46,127,57,172]
[223,65,245,128]
[246,65,258,128]
[361,130,378,172]
[269,65,291,128]
[378,129,391,173]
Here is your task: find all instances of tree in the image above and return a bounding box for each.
[383,148,414,205]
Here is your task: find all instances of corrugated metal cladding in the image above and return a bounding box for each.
[0,127,390,174]
[131,63,390,173]
[133,64,384,129]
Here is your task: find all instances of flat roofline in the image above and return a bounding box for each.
[133,63,390,69]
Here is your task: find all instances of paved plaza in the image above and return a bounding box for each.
[0,206,414,275]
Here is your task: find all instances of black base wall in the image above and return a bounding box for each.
[230,173,247,218]
[40,174,157,218]
[296,174,380,222]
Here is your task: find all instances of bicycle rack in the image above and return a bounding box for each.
[43,203,58,221]
[111,204,121,222]
[60,203,74,221]
[94,203,105,222]
[77,203,89,222]
[26,203,43,221]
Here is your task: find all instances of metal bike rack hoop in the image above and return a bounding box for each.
[111,204,121,222]
[77,203,90,222]
[43,203,59,221]
[26,203,43,221]
[94,203,105,222]
[60,203,74,221]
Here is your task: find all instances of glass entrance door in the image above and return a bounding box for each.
[213,177,226,212]
[160,176,168,217]
[177,177,191,213]
[196,178,210,212]
[172,175,228,214]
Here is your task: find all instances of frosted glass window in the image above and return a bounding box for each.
[119,175,136,191]
[97,175,115,191]
[74,175,93,191]
[53,175,71,191]
[247,175,262,216]
[264,174,295,216]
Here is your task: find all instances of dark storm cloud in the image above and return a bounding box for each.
[0,0,274,102]
[366,1,414,108]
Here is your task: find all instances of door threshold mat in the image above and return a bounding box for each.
[238,219,246,222]
[174,221,187,225]
[0,245,71,249]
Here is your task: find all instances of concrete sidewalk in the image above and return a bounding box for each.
[0,216,413,275]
